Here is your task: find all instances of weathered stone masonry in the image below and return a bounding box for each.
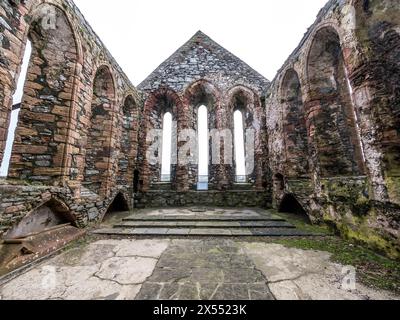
[0,0,141,235]
[266,0,400,259]
[0,0,399,261]
[137,31,270,207]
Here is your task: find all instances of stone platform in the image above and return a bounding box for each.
[93,208,323,237]
[136,190,270,208]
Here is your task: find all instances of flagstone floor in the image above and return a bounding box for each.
[0,237,398,300]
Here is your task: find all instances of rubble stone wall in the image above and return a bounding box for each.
[0,0,141,234]
[266,0,400,259]
[137,32,270,194]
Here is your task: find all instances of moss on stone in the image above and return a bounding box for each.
[386,176,400,204]
[272,237,400,294]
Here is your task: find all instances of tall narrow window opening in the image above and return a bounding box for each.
[161,112,172,182]
[198,105,209,190]
[234,110,246,182]
[0,40,32,177]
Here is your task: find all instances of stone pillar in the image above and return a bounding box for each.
[350,65,394,203]
[0,72,13,166]
[176,98,191,192]
[214,100,231,191]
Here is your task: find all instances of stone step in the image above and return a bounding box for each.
[0,226,7,238]
[92,227,323,237]
[123,215,285,222]
[114,220,295,229]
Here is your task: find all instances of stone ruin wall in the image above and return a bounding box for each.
[137,32,270,208]
[266,0,400,259]
[0,0,141,235]
[0,0,399,260]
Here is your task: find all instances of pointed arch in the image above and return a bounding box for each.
[161,111,173,182]
[83,65,116,195]
[281,68,309,177]
[279,194,310,221]
[117,94,138,188]
[227,85,265,188]
[5,4,79,183]
[306,26,364,177]
[106,192,130,215]
[184,80,220,110]
[184,80,220,188]
[140,87,182,190]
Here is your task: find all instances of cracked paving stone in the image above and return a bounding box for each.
[179,284,202,300]
[199,283,221,300]
[135,283,163,300]
[221,268,266,283]
[61,277,141,300]
[146,268,192,283]
[96,257,158,285]
[212,284,251,300]
[159,283,182,300]
[248,283,275,300]
[135,239,274,300]
[190,268,225,283]
[51,244,116,266]
[3,236,395,301]
[114,239,170,258]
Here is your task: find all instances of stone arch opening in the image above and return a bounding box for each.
[229,89,253,184]
[279,194,310,222]
[227,85,265,189]
[106,192,129,215]
[141,89,179,188]
[5,198,75,239]
[6,4,79,183]
[161,111,173,182]
[83,66,115,195]
[281,69,309,177]
[117,95,137,187]
[307,27,364,177]
[185,81,219,188]
[197,105,209,189]
[234,109,246,182]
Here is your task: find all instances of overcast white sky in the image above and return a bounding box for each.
[1,0,328,177]
[74,0,327,84]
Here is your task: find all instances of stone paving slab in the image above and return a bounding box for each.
[189,228,233,236]
[123,215,285,222]
[135,239,275,300]
[0,238,398,300]
[115,221,295,228]
[92,227,322,237]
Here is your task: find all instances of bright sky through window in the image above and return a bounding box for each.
[234,110,246,177]
[0,40,32,177]
[161,112,172,178]
[198,105,209,179]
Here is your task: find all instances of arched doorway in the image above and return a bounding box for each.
[279,194,310,223]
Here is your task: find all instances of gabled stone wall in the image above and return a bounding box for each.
[137,32,270,194]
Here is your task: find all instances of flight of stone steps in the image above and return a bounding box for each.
[93,208,323,237]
